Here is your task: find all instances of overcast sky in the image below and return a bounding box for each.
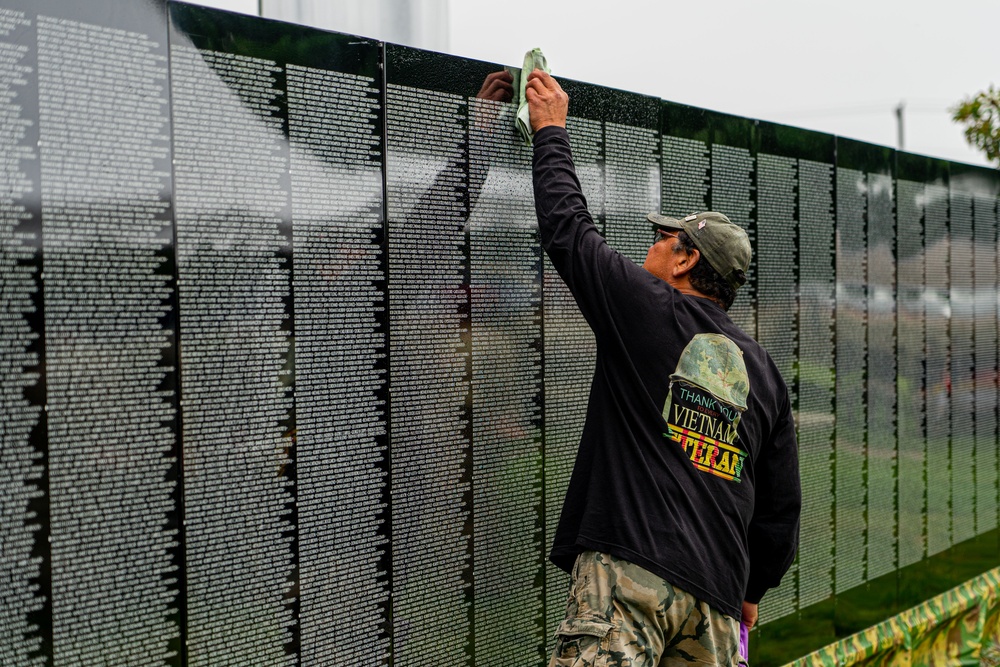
[197,0,996,168]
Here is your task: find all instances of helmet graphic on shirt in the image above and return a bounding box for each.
[670,333,749,409]
[662,334,750,483]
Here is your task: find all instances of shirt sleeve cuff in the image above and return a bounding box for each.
[533,124,569,146]
[744,580,768,605]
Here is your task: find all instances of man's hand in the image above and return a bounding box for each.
[741,601,758,629]
[476,70,514,103]
[525,69,568,131]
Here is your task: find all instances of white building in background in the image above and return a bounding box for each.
[260,0,449,51]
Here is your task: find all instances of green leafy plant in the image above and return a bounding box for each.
[952,84,1000,166]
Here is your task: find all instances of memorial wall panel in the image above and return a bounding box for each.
[833,138,901,630]
[836,139,900,631]
[924,160,952,560]
[754,129,800,624]
[895,153,930,574]
[792,146,837,612]
[0,5,49,665]
[951,166,1000,543]
[5,3,1000,666]
[386,47,479,666]
[2,1,183,665]
[754,122,837,630]
[467,96,545,666]
[949,182,975,546]
[970,179,999,538]
[834,142,870,596]
[864,148,897,585]
[280,24,389,666]
[169,6,297,664]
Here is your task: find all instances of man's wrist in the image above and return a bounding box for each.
[534,120,566,131]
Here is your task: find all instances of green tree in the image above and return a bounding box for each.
[952,84,1000,167]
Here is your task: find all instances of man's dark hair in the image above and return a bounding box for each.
[676,231,737,310]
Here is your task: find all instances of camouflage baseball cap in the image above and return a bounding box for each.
[647,211,751,290]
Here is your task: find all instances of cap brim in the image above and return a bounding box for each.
[647,212,684,231]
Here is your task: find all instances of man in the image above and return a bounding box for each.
[526,70,800,666]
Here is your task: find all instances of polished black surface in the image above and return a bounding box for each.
[750,120,838,662]
[0,1,181,665]
[169,4,388,664]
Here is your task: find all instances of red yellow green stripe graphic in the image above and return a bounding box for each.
[667,424,745,482]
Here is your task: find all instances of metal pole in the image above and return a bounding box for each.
[895,101,905,150]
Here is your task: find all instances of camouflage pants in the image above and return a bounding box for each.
[549,551,747,667]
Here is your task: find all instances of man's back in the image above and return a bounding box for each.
[532,141,798,616]
[526,69,799,666]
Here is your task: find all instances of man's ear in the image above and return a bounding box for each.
[672,247,700,278]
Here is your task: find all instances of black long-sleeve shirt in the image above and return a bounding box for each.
[533,125,800,619]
